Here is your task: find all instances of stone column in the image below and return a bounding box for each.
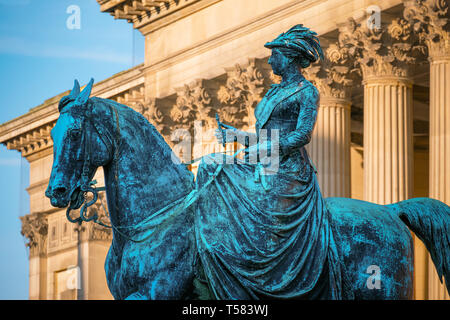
[429,54,450,206]
[404,0,450,300]
[362,76,414,204]
[308,98,351,198]
[303,52,353,198]
[427,34,450,303]
[337,17,419,205]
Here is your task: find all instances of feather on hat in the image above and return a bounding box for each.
[265,24,324,66]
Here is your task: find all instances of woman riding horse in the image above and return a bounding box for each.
[194,24,351,299]
[45,24,449,300]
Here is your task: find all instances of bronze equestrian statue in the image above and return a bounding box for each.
[45,25,450,299]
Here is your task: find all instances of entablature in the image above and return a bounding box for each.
[97,0,223,35]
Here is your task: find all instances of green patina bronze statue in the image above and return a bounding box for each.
[45,25,450,300]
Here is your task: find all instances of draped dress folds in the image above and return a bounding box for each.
[194,73,346,299]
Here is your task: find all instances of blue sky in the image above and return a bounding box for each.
[0,0,144,299]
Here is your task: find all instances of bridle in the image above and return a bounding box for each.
[65,104,117,227]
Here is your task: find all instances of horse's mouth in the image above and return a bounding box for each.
[69,186,84,209]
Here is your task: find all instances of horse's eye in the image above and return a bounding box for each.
[69,129,81,140]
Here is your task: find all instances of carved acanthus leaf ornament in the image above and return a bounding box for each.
[336,16,425,79]
[171,80,214,130]
[20,213,48,256]
[403,0,449,59]
[134,98,166,133]
[217,59,265,128]
[303,44,356,99]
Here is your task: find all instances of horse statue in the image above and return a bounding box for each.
[45,78,450,300]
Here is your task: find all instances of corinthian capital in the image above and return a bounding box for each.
[171,79,214,130]
[303,43,357,99]
[337,15,424,79]
[135,98,166,133]
[217,58,265,128]
[20,213,48,257]
[403,0,450,59]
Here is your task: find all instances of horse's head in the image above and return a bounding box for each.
[45,79,112,209]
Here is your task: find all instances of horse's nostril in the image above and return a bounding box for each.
[54,187,67,196]
[45,187,52,198]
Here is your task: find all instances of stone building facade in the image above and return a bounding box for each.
[0,0,448,299]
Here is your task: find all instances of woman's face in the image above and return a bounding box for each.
[268,48,292,76]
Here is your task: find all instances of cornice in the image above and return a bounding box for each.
[4,121,56,158]
[98,0,222,35]
[142,0,405,77]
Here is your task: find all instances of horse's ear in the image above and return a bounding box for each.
[75,78,94,106]
[58,79,82,113]
[69,79,80,99]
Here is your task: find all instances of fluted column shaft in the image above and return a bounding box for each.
[428,55,450,300]
[306,97,351,198]
[429,56,450,205]
[363,76,414,205]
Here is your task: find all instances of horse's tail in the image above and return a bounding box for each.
[387,197,450,295]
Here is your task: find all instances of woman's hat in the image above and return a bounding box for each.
[265,24,324,65]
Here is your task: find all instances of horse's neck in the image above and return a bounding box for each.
[101,105,194,228]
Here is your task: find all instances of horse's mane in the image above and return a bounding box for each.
[89,96,174,160]
[88,96,195,207]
